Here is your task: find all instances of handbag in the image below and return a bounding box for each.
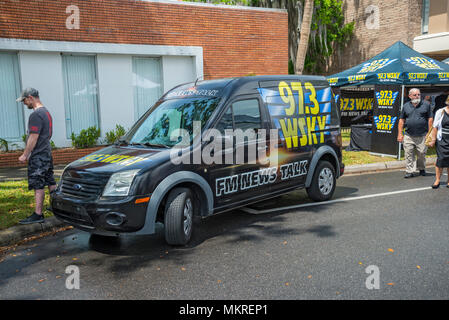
[425,129,433,147]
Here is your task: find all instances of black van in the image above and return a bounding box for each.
[50,75,344,245]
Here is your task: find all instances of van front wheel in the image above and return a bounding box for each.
[306,160,336,202]
[164,188,194,245]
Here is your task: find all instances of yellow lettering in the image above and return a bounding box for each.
[279,82,295,116]
[317,116,328,143]
[305,83,319,115]
[298,118,308,146]
[291,82,304,115]
[279,118,298,149]
[306,117,317,145]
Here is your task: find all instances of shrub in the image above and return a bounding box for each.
[105,124,126,145]
[22,134,56,150]
[70,126,101,149]
[0,138,9,152]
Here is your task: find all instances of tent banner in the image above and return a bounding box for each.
[336,89,373,127]
[327,42,449,87]
[370,85,402,156]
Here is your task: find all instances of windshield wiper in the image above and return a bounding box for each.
[114,139,129,146]
[129,142,170,149]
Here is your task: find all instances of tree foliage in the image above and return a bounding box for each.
[185,0,353,75]
[305,0,354,74]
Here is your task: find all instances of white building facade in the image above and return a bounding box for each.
[0,38,202,148]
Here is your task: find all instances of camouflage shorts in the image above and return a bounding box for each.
[28,155,56,190]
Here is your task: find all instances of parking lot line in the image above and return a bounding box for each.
[241,186,432,214]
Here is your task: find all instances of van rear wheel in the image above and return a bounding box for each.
[306,160,336,202]
[164,187,194,245]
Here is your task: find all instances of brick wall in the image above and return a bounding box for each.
[327,0,424,75]
[0,147,103,168]
[0,0,288,79]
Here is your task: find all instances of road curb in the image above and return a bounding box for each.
[344,157,437,175]
[0,216,67,247]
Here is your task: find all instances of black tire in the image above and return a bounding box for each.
[306,160,336,202]
[164,187,195,245]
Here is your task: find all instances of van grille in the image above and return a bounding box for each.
[60,178,105,199]
[60,170,110,199]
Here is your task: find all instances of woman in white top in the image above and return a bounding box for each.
[429,96,449,189]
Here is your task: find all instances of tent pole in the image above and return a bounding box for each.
[398,85,405,160]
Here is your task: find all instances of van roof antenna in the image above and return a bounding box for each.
[194,76,203,86]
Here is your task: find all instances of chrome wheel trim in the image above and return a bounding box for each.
[183,198,193,236]
[318,168,334,196]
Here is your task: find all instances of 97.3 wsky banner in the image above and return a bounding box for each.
[370,85,402,157]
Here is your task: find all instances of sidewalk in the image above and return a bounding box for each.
[0,157,438,247]
[0,164,66,182]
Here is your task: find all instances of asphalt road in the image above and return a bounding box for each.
[0,168,448,300]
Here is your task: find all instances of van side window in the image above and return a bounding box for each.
[215,107,233,134]
[232,99,261,131]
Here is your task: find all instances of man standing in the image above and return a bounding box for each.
[397,88,434,178]
[17,88,57,224]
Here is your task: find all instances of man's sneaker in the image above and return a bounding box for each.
[419,170,426,176]
[19,212,44,225]
[404,173,414,179]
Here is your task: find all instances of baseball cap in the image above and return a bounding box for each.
[16,87,39,102]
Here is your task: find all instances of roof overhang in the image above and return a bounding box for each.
[413,32,449,55]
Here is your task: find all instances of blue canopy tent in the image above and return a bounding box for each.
[327,41,449,158]
[444,57,449,64]
[328,41,449,87]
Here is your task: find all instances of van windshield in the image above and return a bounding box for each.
[125,97,220,147]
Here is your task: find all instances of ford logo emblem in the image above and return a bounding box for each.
[73,184,82,191]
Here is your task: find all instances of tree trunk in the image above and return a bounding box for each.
[295,0,314,74]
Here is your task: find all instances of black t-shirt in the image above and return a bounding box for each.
[28,106,53,158]
[400,100,432,137]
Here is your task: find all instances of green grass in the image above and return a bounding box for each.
[342,147,436,166]
[0,180,53,231]
[341,130,351,143]
[340,129,436,166]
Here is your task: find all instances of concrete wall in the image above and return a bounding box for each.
[428,0,449,34]
[5,41,199,147]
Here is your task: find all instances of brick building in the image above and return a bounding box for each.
[328,0,449,74]
[0,0,288,148]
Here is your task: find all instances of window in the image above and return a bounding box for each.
[0,52,24,140]
[232,99,262,131]
[215,107,233,134]
[422,0,430,34]
[133,57,163,120]
[215,99,262,133]
[62,54,99,138]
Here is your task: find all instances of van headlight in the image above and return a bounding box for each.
[102,169,140,197]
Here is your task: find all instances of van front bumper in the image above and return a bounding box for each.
[50,191,150,234]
